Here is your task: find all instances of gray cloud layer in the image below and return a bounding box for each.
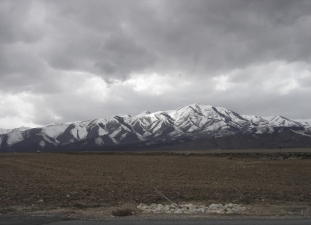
[0,0,310,128]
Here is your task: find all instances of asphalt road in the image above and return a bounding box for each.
[50,219,311,225]
[1,216,311,225]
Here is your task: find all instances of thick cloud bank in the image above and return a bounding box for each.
[0,0,310,128]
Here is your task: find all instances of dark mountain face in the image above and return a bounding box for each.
[0,104,310,152]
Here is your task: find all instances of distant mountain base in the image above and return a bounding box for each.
[2,127,310,153]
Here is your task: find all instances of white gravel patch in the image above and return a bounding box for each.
[137,203,247,214]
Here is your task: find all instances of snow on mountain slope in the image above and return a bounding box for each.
[0,128,10,135]
[263,115,303,127]
[172,104,209,132]
[11,126,31,132]
[41,123,69,138]
[6,131,24,146]
[0,104,310,151]
[0,126,31,135]
[241,115,268,126]
[0,127,31,146]
[70,122,88,140]
[169,104,248,134]
[125,111,175,138]
[294,119,311,127]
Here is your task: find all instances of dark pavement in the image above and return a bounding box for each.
[1,216,311,225]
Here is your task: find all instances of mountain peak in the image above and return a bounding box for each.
[263,115,303,127]
[185,103,213,109]
[271,115,287,120]
[136,110,151,116]
[47,122,66,127]
[11,126,31,132]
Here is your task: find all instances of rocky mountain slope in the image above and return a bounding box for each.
[0,104,310,152]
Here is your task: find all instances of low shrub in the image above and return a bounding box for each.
[111,208,133,217]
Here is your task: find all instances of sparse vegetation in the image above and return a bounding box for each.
[0,152,311,210]
[111,208,133,217]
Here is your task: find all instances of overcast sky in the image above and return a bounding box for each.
[0,0,311,128]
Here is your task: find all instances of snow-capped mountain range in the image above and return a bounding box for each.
[0,104,310,152]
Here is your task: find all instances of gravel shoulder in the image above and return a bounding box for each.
[2,202,311,221]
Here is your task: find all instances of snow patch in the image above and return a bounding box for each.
[109,128,121,139]
[98,127,109,136]
[120,133,127,140]
[70,124,88,140]
[39,140,46,147]
[6,132,24,146]
[41,124,68,138]
[291,130,311,137]
[40,134,58,145]
[95,137,104,146]
[110,137,119,144]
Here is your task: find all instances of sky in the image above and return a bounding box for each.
[0,0,311,129]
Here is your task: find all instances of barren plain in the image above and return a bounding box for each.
[1,151,311,219]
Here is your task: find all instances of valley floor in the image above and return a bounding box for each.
[1,150,311,219]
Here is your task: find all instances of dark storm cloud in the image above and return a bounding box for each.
[42,0,311,81]
[2,0,311,82]
[42,0,158,82]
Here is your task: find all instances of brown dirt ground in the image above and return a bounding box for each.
[1,152,311,219]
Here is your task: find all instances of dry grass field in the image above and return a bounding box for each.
[1,152,311,214]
